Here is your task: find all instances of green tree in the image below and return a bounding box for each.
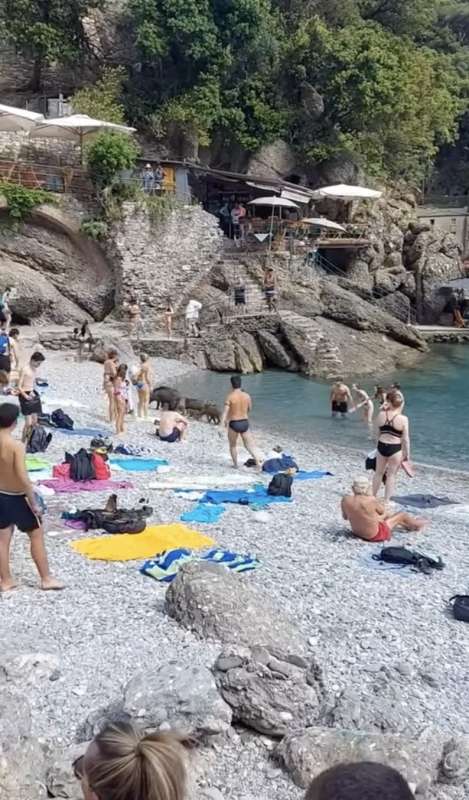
[72,68,127,124]
[86,131,139,190]
[0,0,105,90]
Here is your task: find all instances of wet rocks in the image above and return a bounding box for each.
[213,646,325,736]
[165,562,305,653]
[257,330,293,369]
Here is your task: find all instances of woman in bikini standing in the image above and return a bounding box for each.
[372,388,410,505]
[103,349,119,423]
[135,353,153,419]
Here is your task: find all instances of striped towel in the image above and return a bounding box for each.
[140,547,260,582]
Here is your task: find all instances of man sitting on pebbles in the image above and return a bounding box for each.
[155,409,189,443]
[341,476,427,542]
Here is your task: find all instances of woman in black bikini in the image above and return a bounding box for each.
[372,388,410,505]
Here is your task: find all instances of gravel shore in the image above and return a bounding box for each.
[3,351,469,800]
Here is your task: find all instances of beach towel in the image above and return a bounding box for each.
[26,455,50,472]
[37,479,132,493]
[65,519,87,530]
[199,487,292,507]
[180,503,225,524]
[114,444,154,457]
[29,468,53,482]
[149,474,255,491]
[110,457,169,472]
[71,523,214,561]
[295,470,334,481]
[392,494,457,509]
[140,547,260,582]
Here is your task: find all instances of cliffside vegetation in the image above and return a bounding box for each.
[2,0,469,183]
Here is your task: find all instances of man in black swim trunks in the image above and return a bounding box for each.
[0,403,63,592]
[222,375,261,468]
[330,381,353,419]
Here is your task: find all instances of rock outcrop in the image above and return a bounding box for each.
[0,690,47,800]
[165,562,305,653]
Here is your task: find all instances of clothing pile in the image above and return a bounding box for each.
[53,447,111,482]
[63,494,153,534]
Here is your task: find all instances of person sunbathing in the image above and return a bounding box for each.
[341,476,426,542]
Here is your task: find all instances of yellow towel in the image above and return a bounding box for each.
[71,524,215,561]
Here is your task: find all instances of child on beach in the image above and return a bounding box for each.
[18,351,45,443]
[103,349,119,423]
[0,402,63,592]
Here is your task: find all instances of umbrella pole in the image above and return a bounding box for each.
[269,204,275,252]
[80,130,84,165]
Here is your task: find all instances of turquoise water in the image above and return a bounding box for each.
[174,345,469,471]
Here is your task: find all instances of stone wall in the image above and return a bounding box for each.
[106,203,223,319]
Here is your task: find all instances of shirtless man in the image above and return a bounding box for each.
[0,403,63,591]
[18,351,45,442]
[156,410,188,443]
[222,375,260,468]
[341,476,426,542]
[330,381,353,419]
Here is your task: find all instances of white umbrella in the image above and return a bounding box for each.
[248,195,299,251]
[302,217,346,232]
[0,103,44,131]
[318,183,382,200]
[30,114,136,162]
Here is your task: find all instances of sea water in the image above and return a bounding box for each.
[174,344,469,472]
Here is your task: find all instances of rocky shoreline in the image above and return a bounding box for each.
[3,352,469,800]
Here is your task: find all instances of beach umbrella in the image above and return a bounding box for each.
[302,217,346,232]
[0,103,44,131]
[30,114,136,163]
[317,183,382,200]
[248,195,299,250]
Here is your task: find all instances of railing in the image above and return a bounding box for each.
[223,218,370,253]
[0,158,93,199]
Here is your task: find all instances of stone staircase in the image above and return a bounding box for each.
[278,310,344,379]
[220,257,270,319]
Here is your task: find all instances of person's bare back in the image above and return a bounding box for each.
[0,435,28,493]
[225,389,251,421]
[341,494,385,540]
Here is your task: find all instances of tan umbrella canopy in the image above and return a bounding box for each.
[302,217,346,232]
[30,114,136,162]
[248,195,300,251]
[0,103,44,131]
[317,183,382,200]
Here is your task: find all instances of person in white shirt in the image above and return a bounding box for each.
[185,299,202,337]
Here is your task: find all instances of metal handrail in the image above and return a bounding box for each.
[0,157,93,199]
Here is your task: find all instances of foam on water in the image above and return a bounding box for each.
[174,344,469,471]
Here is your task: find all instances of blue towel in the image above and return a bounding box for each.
[295,470,334,481]
[141,547,260,582]
[180,503,225,524]
[110,457,168,472]
[199,488,292,507]
[58,427,109,437]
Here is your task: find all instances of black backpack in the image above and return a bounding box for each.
[373,546,444,575]
[449,595,469,622]
[267,473,293,498]
[51,408,74,430]
[79,495,152,534]
[67,449,95,482]
[26,425,52,454]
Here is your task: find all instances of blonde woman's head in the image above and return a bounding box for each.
[386,389,405,409]
[352,476,371,496]
[81,721,187,800]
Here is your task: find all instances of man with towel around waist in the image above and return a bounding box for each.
[222,375,261,469]
[0,402,63,591]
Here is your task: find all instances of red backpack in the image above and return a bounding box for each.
[91,453,111,481]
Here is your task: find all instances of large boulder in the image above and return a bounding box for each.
[257,330,293,369]
[439,736,469,785]
[204,337,237,372]
[277,727,445,795]
[123,662,232,738]
[165,562,305,653]
[213,646,325,737]
[90,333,136,365]
[375,291,411,323]
[234,332,263,373]
[0,690,47,800]
[248,140,299,180]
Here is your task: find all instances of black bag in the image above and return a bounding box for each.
[51,408,74,430]
[90,437,113,453]
[267,473,293,498]
[79,494,153,534]
[374,546,444,575]
[449,595,469,622]
[26,425,52,454]
[68,449,95,482]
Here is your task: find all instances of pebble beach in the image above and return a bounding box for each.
[3,350,469,800]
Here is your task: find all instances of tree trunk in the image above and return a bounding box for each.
[31,57,43,92]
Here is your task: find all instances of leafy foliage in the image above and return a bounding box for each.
[0,0,105,89]
[80,218,109,240]
[72,68,127,124]
[0,182,56,222]
[86,132,140,190]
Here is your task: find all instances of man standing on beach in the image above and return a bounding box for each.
[0,403,63,592]
[222,375,260,468]
[341,476,426,542]
[330,381,353,418]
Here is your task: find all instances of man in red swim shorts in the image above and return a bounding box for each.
[341,476,427,542]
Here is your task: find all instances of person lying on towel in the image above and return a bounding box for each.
[341,476,427,542]
[155,411,188,443]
